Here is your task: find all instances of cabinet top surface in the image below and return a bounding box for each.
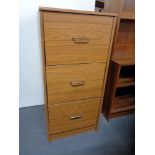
[39,6,117,17]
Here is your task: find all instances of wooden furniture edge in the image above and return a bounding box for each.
[111,58,135,66]
[39,6,117,17]
[102,61,113,120]
[96,16,117,128]
[102,60,120,120]
[48,125,95,141]
[108,62,121,118]
[110,109,135,118]
[110,0,124,57]
[39,11,50,137]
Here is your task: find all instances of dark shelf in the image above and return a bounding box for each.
[112,51,135,64]
[115,86,135,97]
[119,65,135,78]
[117,77,135,87]
[111,95,135,114]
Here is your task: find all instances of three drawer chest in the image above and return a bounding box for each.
[39,7,117,141]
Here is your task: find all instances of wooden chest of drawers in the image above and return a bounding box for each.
[40,7,116,141]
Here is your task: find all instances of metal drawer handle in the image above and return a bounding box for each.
[69,115,82,120]
[70,81,85,87]
[72,37,89,44]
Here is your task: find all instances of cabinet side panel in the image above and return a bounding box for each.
[40,11,49,138]
[102,61,113,118]
[96,17,117,127]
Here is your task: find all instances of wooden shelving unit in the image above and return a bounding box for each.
[104,51,135,120]
[95,0,135,120]
[103,58,135,119]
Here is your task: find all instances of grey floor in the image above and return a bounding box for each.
[19,105,135,155]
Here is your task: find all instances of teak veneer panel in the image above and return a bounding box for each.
[40,7,117,141]
[48,98,100,134]
[47,80,103,105]
[43,12,113,65]
[46,63,106,83]
[46,63,105,104]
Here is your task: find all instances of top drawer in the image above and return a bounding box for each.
[43,12,114,65]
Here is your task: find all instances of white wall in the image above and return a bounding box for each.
[19,0,95,108]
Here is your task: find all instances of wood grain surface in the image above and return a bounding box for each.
[48,98,100,134]
[43,12,113,65]
[46,63,105,104]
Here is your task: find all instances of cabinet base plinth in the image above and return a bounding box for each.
[48,126,96,141]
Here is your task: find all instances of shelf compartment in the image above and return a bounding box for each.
[117,77,135,87]
[111,95,135,114]
[115,86,135,97]
[119,65,135,78]
[114,19,135,54]
[120,12,135,20]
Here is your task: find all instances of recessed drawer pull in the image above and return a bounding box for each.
[72,37,89,44]
[70,81,85,87]
[69,115,82,120]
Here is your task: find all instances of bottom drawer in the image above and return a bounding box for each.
[48,98,100,134]
[49,125,96,141]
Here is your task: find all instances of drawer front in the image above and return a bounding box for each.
[43,12,113,65]
[46,63,106,104]
[48,98,100,134]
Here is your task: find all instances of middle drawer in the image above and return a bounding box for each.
[46,63,106,105]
